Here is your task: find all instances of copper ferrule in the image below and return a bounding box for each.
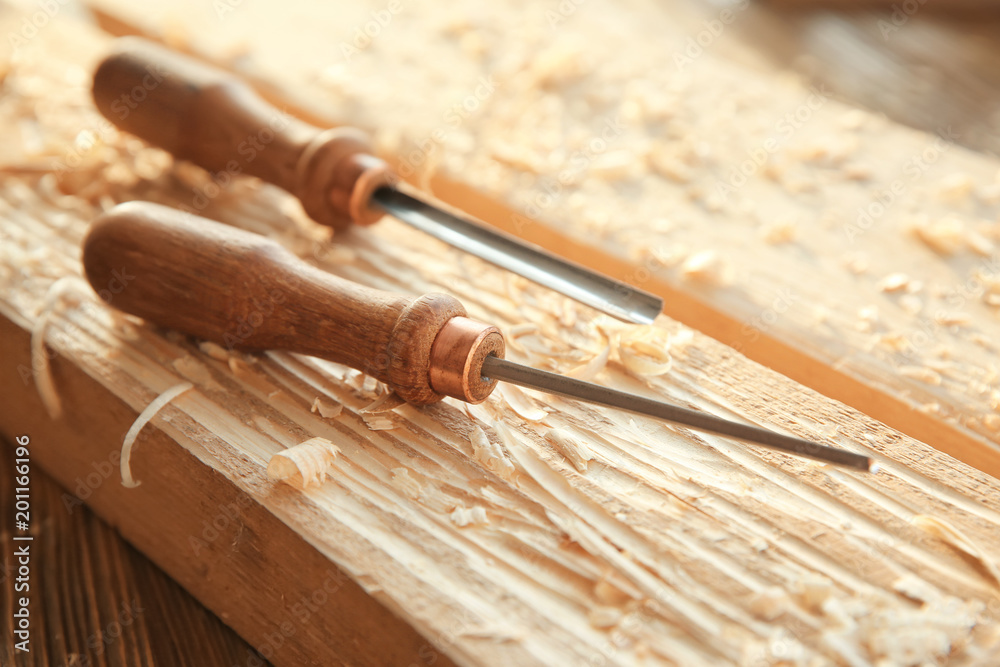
[428,317,505,403]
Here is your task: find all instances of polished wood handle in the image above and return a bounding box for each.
[92,38,392,230]
[82,202,467,404]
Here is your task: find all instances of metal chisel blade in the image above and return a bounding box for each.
[373,187,664,324]
[481,356,874,471]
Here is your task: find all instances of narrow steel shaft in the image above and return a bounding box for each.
[481,356,872,471]
[372,187,664,325]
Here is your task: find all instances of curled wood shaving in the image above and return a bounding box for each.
[310,397,343,419]
[360,391,406,413]
[910,514,1000,589]
[121,382,194,488]
[31,276,91,419]
[472,425,515,481]
[618,326,673,377]
[267,437,340,490]
[498,384,549,421]
[545,428,595,473]
[566,345,610,382]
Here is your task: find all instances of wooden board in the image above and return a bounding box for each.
[4,9,1000,666]
[81,0,1000,481]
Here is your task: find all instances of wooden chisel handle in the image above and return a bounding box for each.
[92,38,392,230]
[82,202,504,405]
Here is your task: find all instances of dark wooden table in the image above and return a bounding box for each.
[1,440,265,667]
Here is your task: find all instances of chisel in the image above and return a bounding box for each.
[91,38,662,325]
[83,202,873,472]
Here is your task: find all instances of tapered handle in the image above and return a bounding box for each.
[92,38,392,229]
[83,202,467,404]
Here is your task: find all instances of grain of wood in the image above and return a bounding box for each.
[4,7,1000,667]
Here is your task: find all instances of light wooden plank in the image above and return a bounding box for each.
[81,0,1000,477]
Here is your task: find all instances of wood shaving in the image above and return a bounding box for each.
[120,382,194,488]
[760,219,797,245]
[877,273,910,293]
[680,250,730,286]
[450,505,489,527]
[966,231,995,257]
[843,252,869,275]
[877,333,909,352]
[171,356,219,389]
[748,587,788,621]
[31,276,91,420]
[198,340,230,361]
[565,345,610,382]
[498,384,549,421]
[934,312,971,328]
[910,515,1000,589]
[360,391,406,413]
[310,397,343,419]
[361,413,396,431]
[793,575,834,612]
[912,217,965,255]
[471,426,515,481]
[545,428,595,473]
[267,437,340,490]
[618,326,673,377]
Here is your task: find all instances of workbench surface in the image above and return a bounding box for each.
[3,1,1000,666]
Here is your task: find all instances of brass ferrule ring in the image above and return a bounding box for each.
[428,317,505,403]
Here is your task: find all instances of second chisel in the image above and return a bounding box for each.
[91,38,663,324]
